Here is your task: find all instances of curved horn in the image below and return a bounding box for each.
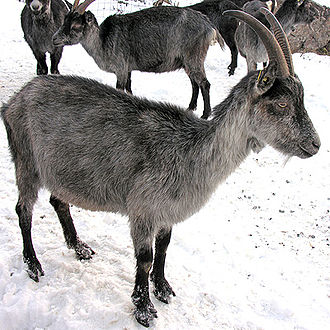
[223,9,290,77]
[73,0,80,10]
[259,7,294,75]
[75,0,95,15]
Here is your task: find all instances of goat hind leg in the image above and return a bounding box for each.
[150,227,175,304]
[125,72,132,94]
[49,195,95,260]
[224,34,238,76]
[16,199,44,282]
[247,56,257,73]
[188,78,199,111]
[200,78,211,119]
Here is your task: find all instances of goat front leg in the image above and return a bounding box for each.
[50,47,63,74]
[131,219,157,327]
[150,228,175,304]
[49,195,95,260]
[32,49,48,75]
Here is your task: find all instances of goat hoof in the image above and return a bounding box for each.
[151,274,176,304]
[133,301,158,328]
[227,65,235,76]
[201,114,210,120]
[75,240,95,260]
[24,257,44,282]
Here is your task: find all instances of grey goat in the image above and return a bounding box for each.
[21,0,71,75]
[52,0,223,119]
[2,8,320,328]
[186,0,276,75]
[235,0,317,72]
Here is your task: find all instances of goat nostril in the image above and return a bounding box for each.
[31,4,40,12]
[312,141,320,150]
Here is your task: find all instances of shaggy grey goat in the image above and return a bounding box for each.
[186,0,276,76]
[21,0,71,75]
[52,0,223,119]
[235,0,318,72]
[2,8,320,328]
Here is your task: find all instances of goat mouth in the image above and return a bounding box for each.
[298,145,315,158]
[53,40,63,47]
[31,10,44,17]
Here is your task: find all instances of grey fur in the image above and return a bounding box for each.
[21,0,71,75]
[235,0,317,71]
[52,3,223,119]
[2,9,320,327]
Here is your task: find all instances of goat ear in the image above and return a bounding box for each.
[85,11,93,23]
[255,62,277,95]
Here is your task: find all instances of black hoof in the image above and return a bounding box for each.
[75,240,95,260]
[24,256,44,282]
[151,274,176,304]
[134,303,158,327]
[201,113,210,120]
[227,65,236,76]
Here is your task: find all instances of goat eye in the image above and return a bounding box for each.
[71,24,82,31]
[278,102,287,108]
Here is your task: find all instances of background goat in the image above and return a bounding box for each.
[2,8,320,328]
[52,0,224,119]
[235,0,318,72]
[21,0,71,75]
[186,0,276,76]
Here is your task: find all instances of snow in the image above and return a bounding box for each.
[0,1,329,329]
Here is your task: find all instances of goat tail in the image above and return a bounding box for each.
[210,28,225,50]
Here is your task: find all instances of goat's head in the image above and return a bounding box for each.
[224,8,320,159]
[26,0,50,16]
[52,0,96,46]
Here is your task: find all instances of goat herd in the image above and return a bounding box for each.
[1,0,321,327]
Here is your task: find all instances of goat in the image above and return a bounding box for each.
[21,0,71,75]
[186,0,276,76]
[2,8,320,328]
[52,0,224,119]
[235,0,318,72]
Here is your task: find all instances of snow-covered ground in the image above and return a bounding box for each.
[0,1,329,329]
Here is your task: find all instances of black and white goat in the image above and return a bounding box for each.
[52,0,224,119]
[21,0,71,75]
[2,8,320,328]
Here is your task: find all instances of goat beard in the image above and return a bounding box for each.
[281,154,292,167]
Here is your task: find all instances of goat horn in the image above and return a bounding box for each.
[75,0,96,15]
[259,7,294,75]
[223,10,290,77]
[73,0,80,10]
